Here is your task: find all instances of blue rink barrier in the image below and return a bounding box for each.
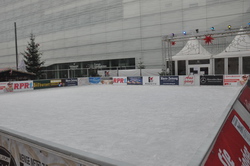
[0,127,134,166]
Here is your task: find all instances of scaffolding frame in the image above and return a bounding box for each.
[162,27,250,75]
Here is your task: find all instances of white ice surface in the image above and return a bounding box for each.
[0,85,241,166]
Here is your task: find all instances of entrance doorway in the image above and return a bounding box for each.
[188,65,210,75]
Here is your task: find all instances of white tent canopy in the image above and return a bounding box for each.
[172,38,212,61]
[213,31,250,58]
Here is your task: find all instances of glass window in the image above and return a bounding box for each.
[228,57,238,74]
[188,59,209,65]
[178,60,186,75]
[167,61,175,75]
[215,58,224,75]
[243,57,250,74]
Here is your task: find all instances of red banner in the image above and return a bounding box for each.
[204,110,250,166]
[239,85,250,113]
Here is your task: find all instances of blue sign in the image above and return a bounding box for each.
[127,77,143,85]
[89,77,101,84]
[160,76,179,85]
[65,78,78,86]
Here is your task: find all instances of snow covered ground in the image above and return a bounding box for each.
[0,85,241,166]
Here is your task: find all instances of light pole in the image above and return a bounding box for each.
[14,22,18,70]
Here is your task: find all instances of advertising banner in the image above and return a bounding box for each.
[143,76,159,86]
[34,80,63,89]
[101,77,113,85]
[112,77,127,85]
[127,77,142,85]
[65,78,78,86]
[204,110,250,166]
[200,76,223,86]
[89,77,101,85]
[34,80,51,89]
[50,79,63,87]
[179,75,196,86]
[0,81,33,93]
[0,134,98,166]
[78,77,89,86]
[160,76,179,85]
[224,75,249,86]
[239,84,250,113]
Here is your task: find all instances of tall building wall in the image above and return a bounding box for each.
[0,0,249,69]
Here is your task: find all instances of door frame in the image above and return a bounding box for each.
[188,64,211,75]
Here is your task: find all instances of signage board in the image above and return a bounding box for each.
[127,77,142,85]
[160,76,179,85]
[65,78,78,86]
[78,77,89,86]
[204,110,250,166]
[113,77,127,85]
[89,77,101,84]
[224,75,249,86]
[0,81,33,93]
[200,76,223,86]
[143,76,159,86]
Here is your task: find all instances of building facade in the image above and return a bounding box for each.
[0,0,249,78]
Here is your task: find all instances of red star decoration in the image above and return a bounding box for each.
[203,35,214,45]
[171,41,176,46]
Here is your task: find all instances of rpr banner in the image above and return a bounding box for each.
[112,77,127,85]
[143,76,159,86]
[200,76,223,86]
[224,75,249,86]
[0,81,33,93]
[204,110,250,166]
[160,76,179,85]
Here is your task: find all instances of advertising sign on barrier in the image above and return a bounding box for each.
[200,76,223,85]
[65,78,78,86]
[101,77,113,85]
[143,76,159,86]
[160,76,179,85]
[34,80,51,89]
[50,79,63,87]
[204,110,250,166]
[224,75,249,86]
[89,77,101,84]
[239,85,250,113]
[0,81,33,93]
[113,77,127,85]
[127,77,142,85]
[181,75,195,86]
[0,133,99,166]
[78,77,89,86]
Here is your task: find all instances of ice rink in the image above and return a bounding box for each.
[0,85,242,166]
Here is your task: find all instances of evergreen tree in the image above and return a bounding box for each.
[22,33,45,79]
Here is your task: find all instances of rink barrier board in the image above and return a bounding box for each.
[1,75,248,93]
[0,126,134,166]
[188,79,250,165]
